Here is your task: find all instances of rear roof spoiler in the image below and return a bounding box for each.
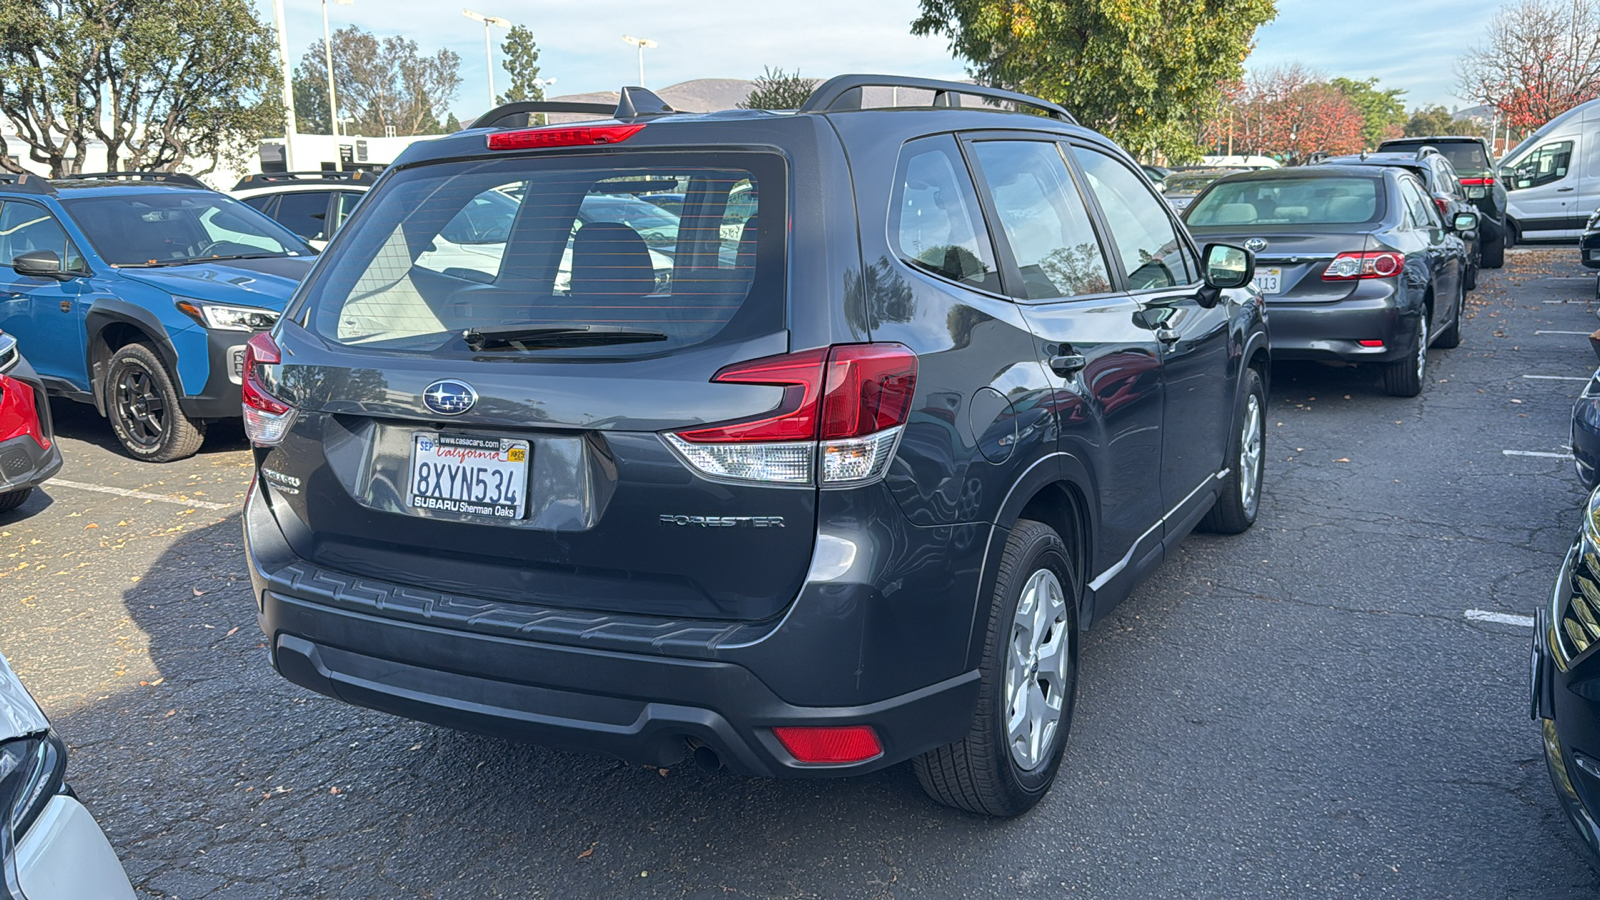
[469,88,677,130]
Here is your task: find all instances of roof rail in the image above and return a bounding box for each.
[232,169,381,189]
[59,171,207,189]
[797,74,1076,124]
[0,173,57,196]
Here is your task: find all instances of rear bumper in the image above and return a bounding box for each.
[1534,551,1600,867]
[1581,231,1600,269]
[0,432,61,495]
[244,481,984,776]
[1264,291,1415,363]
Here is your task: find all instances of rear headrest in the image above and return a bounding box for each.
[1212,203,1258,225]
[569,222,655,298]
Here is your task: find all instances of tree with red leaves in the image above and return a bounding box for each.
[1458,0,1600,134]
[1199,65,1366,163]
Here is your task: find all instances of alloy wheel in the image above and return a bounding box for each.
[113,364,168,451]
[1005,568,1070,770]
[1239,392,1263,513]
[1415,315,1428,383]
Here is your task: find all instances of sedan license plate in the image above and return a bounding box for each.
[1253,268,1281,294]
[1467,186,1487,199]
[406,433,529,520]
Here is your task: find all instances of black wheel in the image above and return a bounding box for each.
[103,343,205,462]
[1483,226,1507,268]
[0,488,31,514]
[1201,366,1265,534]
[915,519,1078,817]
[1465,245,1479,291]
[1383,312,1428,398]
[1436,279,1464,349]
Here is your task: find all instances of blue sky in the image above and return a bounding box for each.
[257,0,1506,124]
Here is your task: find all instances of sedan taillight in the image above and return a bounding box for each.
[667,344,917,487]
[1323,251,1404,281]
[242,332,295,446]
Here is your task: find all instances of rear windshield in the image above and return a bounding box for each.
[298,151,784,356]
[1381,140,1490,173]
[1163,170,1239,194]
[1185,176,1383,227]
[60,192,312,266]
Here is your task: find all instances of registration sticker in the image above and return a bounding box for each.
[406,432,530,520]
[1252,267,1282,294]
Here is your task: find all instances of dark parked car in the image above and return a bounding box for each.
[1184,165,1475,397]
[0,331,61,513]
[1582,207,1600,294]
[1162,167,1244,212]
[1532,485,1600,869]
[243,76,1269,817]
[1379,136,1508,267]
[1318,148,1480,290]
[1141,164,1172,190]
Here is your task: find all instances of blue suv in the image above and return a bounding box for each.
[0,172,315,461]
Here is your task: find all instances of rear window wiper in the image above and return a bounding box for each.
[462,324,669,351]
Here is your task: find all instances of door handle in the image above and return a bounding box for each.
[1558,186,1576,192]
[1048,352,1087,377]
[1155,326,1180,344]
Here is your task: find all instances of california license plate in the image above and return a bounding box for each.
[406,432,529,520]
[1253,268,1281,294]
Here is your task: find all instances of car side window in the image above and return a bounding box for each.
[1512,141,1574,189]
[967,139,1111,300]
[242,195,275,213]
[1072,147,1196,290]
[0,201,85,272]
[1401,178,1440,229]
[272,191,333,241]
[889,134,1002,294]
[333,191,363,233]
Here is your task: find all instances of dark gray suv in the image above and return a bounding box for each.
[242,76,1270,816]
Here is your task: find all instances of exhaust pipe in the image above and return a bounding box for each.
[690,741,723,772]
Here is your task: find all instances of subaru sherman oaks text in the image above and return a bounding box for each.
[244,76,1270,816]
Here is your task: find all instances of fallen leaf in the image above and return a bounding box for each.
[192,587,206,596]
[226,627,239,636]
[83,523,98,530]
[330,786,343,795]
[150,677,164,686]
[164,709,175,718]
[1335,458,1351,463]
[577,843,596,860]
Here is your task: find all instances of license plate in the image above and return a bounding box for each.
[1467,187,1487,198]
[1252,268,1281,294]
[406,432,529,520]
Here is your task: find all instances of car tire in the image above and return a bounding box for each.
[1435,281,1464,350]
[103,343,206,462]
[1201,366,1265,535]
[914,518,1078,817]
[1483,226,1507,268]
[1383,312,1428,398]
[1465,246,1479,291]
[0,488,31,514]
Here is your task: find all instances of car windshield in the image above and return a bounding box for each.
[1164,170,1240,194]
[1185,176,1383,226]
[297,152,783,357]
[1382,141,1490,174]
[59,191,313,266]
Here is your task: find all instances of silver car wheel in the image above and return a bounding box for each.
[1239,392,1263,513]
[1005,568,1070,771]
[1416,314,1428,382]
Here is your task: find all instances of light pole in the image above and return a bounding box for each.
[530,77,556,124]
[271,0,297,170]
[323,0,352,152]
[621,35,656,87]
[463,9,511,108]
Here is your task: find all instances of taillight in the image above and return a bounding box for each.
[486,124,645,151]
[771,725,883,764]
[1323,251,1404,281]
[666,343,917,486]
[1459,176,1495,186]
[1433,197,1452,220]
[241,332,295,446]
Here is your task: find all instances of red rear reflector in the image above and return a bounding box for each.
[771,725,883,763]
[486,123,645,151]
[1459,177,1495,186]
[1357,339,1385,348]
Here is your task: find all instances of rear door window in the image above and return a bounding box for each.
[889,134,1001,293]
[272,191,333,241]
[302,152,785,355]
[967,139,1109,299]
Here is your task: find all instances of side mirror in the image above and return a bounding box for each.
[12,249,68,280]
[1452,211,1479,235]
[1197,243,1253,309]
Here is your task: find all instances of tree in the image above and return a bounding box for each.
[737,67,819,110]
[912,0,1278,160]
[293,69,331,135]
[1331,77,1407,148]
[1403,104,1479,138]
[496,25,543,105]
[444,112,463,132]
[296,26,462,137]
[0,0,283,176]
[1458,0,1600,133]
[1203,65,1364,163]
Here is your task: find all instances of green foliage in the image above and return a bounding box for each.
[1330,77,1406,148]
[444,112,463,132]
[293,70,332,135]
[737,67,820,110]
[913,0,1278,160]
[296,26,462,137]
[1403,105,1479,138]
[0,0,283,176]
[497,25,544,105]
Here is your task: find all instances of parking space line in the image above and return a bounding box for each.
[1522,374,1590,381]
[1534,330,1594,335]
[1502,449,1574,459]
[47,479,234,511]
[1464,609,1535,628]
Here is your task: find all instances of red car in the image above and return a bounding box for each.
[0,332,61,513]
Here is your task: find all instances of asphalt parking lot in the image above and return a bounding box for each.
[3,247,1600,898]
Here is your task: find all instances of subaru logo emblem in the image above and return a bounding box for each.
[422,379,477,416]
[1244,238,1267,254]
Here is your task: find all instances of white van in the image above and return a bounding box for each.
[1501,98,1600,241]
